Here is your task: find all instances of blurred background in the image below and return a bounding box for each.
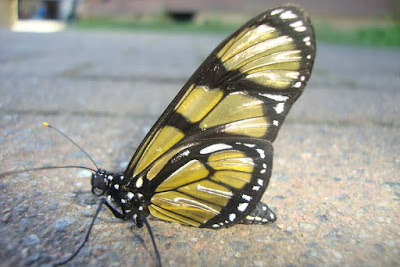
[1,0,399,46]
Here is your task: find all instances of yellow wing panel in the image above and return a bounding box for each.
[149,205,200,226]
[175,85,224,123]
[200,93,264,130]
[211,170,252,189]
[134,126,184,176]
[208,150,255,173]
[178,180,233,206]
[155,160,209,192]
[224,117,269,137]
[151,191,221,224]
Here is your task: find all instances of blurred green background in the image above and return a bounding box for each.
[2,0,400,47]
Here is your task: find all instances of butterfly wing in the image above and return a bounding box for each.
[125,5,316,179]
[142,137,274,228]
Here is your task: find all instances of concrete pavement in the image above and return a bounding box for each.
[0,28,399,266]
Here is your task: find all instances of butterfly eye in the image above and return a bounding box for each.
[91,173,106,196]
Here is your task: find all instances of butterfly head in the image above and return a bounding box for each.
[91,169,111,196]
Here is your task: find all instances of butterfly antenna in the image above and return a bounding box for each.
[53,198,105,266]
[143,217,162,267]
[42,122,99,170]
[0,165,96,179]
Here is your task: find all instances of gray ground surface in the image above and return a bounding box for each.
[0,28,399,266]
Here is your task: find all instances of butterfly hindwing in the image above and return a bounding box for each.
[143,137,273,228]
[125,5,315,180]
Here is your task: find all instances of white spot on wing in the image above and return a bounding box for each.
[238,203,249,212]
[114,184,119,190]
[280,10,298,19]
[127,192,134,199]
[242,194,252,201]
[252,185,260,191]
[271,9,284,15]
[260,169,266,174]
[256,148,265,159]
[200,143,232,154]
[257,179,264,186]
[274,103,285,114]
[259,93,289,102]
[243,143,256,148]
[293,82,302,88]
[290,21,303,28]
[295,26,307,32]
[246,215,255,220]
[273,120,279,126]
[303,36,311,42]
[229,213,236,221]
[136,177,143,188]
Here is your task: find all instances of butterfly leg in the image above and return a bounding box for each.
[241,201,277,224]
[104,201,126,219]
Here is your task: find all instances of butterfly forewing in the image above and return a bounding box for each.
[144,137,273,228]
[126,5,315,180]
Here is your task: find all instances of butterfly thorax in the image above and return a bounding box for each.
[91,169,150,227]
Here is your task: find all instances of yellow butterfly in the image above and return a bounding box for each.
[5,4,316,265]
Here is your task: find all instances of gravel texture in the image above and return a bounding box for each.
[0,27,399,266]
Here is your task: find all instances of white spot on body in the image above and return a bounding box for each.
[238,203,249,212]
[280,10,298,19]
[274,103,285,114]
[256,148,266,159]
[229,213,236,221]
[136,177,143,188]
[246,215,255,221]
[259,93,289,102]
[200,143,233,154]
